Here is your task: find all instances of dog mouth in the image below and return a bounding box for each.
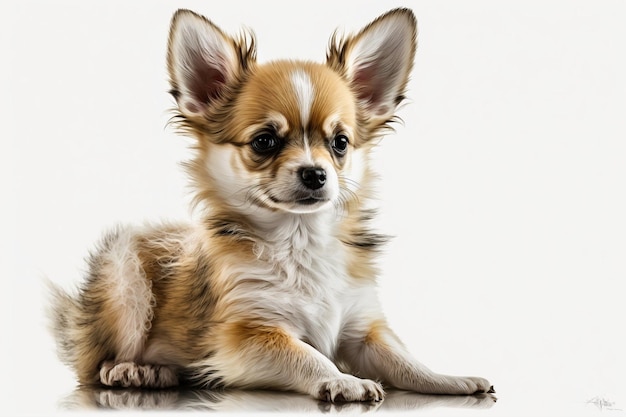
[295,197,327,205]
[268,194,329,207]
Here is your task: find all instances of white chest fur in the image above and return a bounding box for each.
[236,212,348,358]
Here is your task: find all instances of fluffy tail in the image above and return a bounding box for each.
[45,279,81,368]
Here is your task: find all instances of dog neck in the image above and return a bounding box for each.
[206,205,340,253]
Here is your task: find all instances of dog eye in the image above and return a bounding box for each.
[330,134,349,156]
[251,134,280,154]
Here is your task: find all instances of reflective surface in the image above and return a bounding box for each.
[61,386,497,413]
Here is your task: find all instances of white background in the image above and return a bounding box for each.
[2,0,625,415]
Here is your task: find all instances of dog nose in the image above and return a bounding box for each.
[299,167,326,190]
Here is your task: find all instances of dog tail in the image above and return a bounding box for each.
[45,279,82,368]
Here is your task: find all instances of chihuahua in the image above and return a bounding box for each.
[48,8,494,402]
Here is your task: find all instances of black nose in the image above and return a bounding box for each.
[299,167,326,190]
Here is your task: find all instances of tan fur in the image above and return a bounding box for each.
[48,8,494,402]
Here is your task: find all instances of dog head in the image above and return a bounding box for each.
[167,9,416,216]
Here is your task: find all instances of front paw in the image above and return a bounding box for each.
[316,376,384,402]
[455,376,495,395]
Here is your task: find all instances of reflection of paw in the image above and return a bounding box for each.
[95,389,180,409]
[316,376,384,402]
[474,393,498,405]
[439,392,497,408]
[317,400,383,413]
[382,390,497,411]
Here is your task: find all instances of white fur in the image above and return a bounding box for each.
[206,144,254,210]
[100,226,154,361]
[290,70,315,127]
[291,70,315,161]
[344,148,366,195]
[192,211,348,386]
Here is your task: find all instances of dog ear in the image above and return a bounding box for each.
[167,9,255,118]
[327,9,417,123]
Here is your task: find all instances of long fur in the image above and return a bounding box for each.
[48,8,493,402]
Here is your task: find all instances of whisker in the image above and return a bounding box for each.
[220,174,277,210]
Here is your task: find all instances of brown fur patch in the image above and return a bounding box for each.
[363,319,404,349]
[224,322,302,353]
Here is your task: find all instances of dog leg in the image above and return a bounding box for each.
[100,361,179,388]
[199,324,384,402]
[338,320,494,395]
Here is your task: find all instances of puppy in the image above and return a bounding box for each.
[48,8,494,402]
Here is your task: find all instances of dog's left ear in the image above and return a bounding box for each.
[327,8,417,123]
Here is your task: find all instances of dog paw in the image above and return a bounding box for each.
[316,376,384,403]
[453,376,494,395]
[100,361,140,387]
[469,377,494,394]
[99,361,178,388]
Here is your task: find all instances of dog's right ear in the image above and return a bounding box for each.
[167,10,254,118]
